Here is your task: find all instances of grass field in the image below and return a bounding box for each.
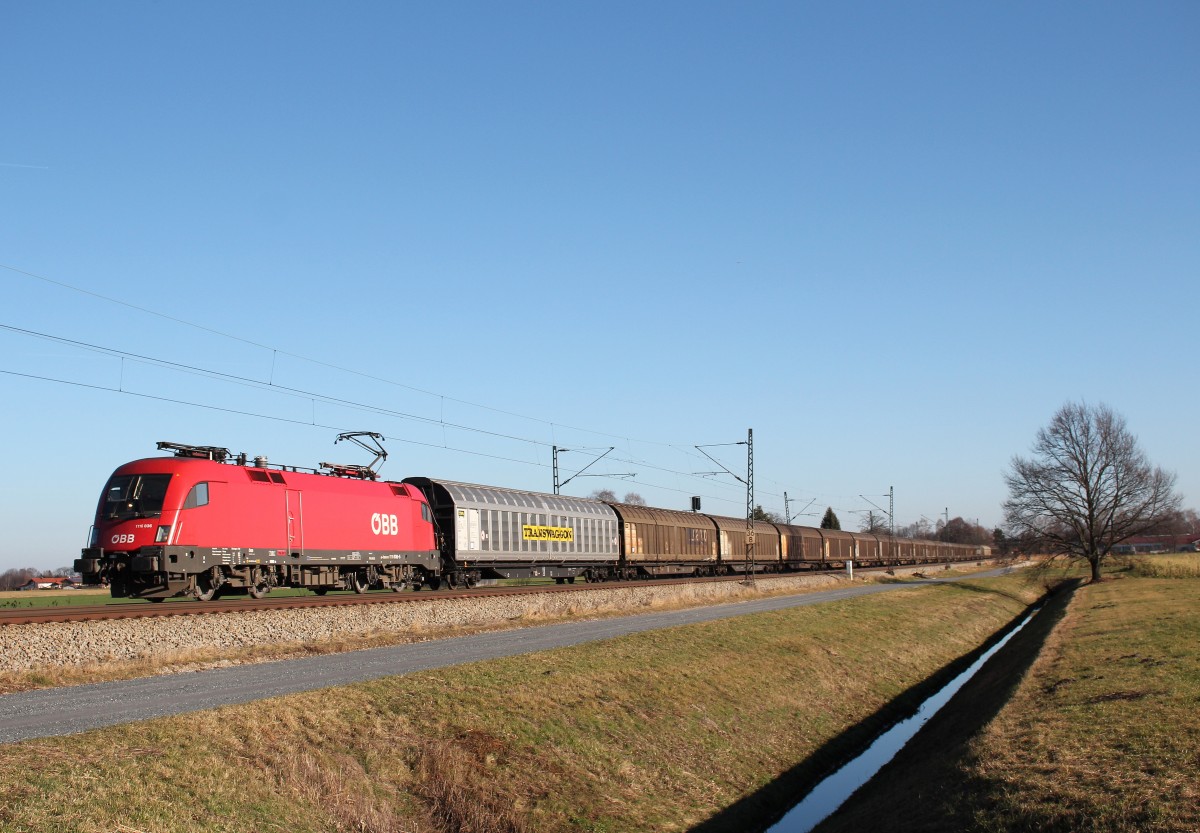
[0,588,114,608]
[0,577,572,609]
[818,568,1200,833]
[1126,552,1200,578]
[0,585,379,608]
[0,572,1044,833]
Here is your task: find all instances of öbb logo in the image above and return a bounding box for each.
[371,513,399,535]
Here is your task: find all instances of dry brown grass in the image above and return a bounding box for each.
[0,571,1045,833]
[819,572,1200,833]
[1126,552,1200,578]
[0,571,1041,833]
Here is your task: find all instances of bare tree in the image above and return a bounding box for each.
[857,511,891,535]
[589,488,618,502]
[751,504,784,523]
[896,518,934,539]
[1004,402,1180,583]
[622,492,646,506]
[938,517,992,546]
[1147,507,1200,536]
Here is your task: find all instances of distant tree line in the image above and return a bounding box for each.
[0,566,74,590]
[589,489,646,505]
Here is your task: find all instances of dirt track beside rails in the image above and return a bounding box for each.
[0,568,959,674]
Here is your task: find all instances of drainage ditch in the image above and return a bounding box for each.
[766,605,1042,833]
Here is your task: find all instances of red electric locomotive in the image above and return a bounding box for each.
[77,435,992,602]
[75,435,440,600]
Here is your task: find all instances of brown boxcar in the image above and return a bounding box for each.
[851,532,883,566]
[709,514,782,572]
[610,503,719,576]
[777,523,825,569]
[877,534,899,565]
[914,539,937,563]
[820,529,857,565]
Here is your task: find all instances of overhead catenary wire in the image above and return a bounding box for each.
[0,364,759,510]
[0,319,784,503]
[1,262,716,455]
[0,265,870,511]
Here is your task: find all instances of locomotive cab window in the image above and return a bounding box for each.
[183,482,209,509]
[103,474,172,520]
[421,503,432,523]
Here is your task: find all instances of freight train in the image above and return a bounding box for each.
[75,439,989,601]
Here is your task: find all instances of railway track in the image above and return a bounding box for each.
[0,576,740,625]
[0,563,968,626]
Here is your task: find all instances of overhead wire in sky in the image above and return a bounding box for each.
[0,367,556,471]
[0,264,792,495]
[0,262,713,455]
[2,265,881,514]
[0,322,770,509]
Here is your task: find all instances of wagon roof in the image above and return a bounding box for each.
[609,503,718,529]
[705,514,780,534]
[775,523,823,538]
[403,477,617,518]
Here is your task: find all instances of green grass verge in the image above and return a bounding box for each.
[0,588,122,608]
[0,572,1044,833]
[0,578,567,609]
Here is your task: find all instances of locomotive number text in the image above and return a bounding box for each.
[371,513,399,535]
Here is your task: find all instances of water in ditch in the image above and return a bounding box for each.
[766,606,1040,833]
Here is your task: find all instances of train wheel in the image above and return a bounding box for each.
[248,581,270,600]
[313,588,329,596]
[350,571,370,594]
[193,568,222,602]
[426,577,443,591]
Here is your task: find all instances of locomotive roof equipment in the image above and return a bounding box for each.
[156,441,232,461]
[320,431,388,480]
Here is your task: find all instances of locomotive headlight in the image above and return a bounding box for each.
[155,525,171,543]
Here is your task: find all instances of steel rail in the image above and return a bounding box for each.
[0,562,981,626]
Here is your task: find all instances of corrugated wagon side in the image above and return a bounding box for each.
[819,529,856,567]
[610,503,720,577]
[709,515,783,573]
[851,532,884,566]
[403,478,620,585]
[777,523,825,570]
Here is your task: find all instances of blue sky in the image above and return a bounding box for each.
[2,2,1197,572]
